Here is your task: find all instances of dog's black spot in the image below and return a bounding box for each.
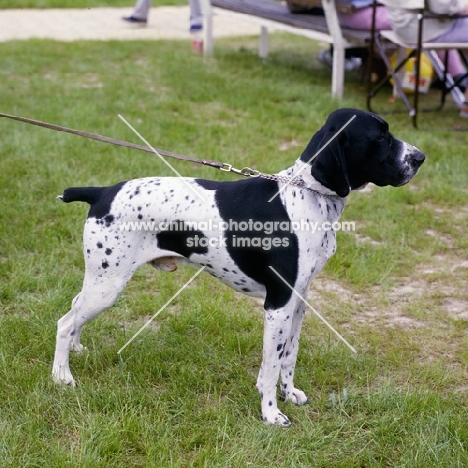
[138,214,143,220]
[242,288,251,293]
[86,249,90,254]
[105,248,112,255]
[70,329,76,336]
[137,206,142,211]
[195,178,298,310]
[279,351,284,360]
[156,222,208,258]
[97,242,103,249]
[277,343,283,352]
[104,215,114,226]
[102,261,109,269]
[268,401,273,407]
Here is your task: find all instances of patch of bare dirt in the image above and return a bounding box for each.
[309,250,467,330]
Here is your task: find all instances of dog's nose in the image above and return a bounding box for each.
[411,151,425,167]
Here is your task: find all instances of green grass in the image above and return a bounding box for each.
[1,33,468,467]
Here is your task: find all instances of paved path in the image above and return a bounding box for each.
[0,6,259,42]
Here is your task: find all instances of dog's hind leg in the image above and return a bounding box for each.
[68,293,86,353]
[52,265,135,386]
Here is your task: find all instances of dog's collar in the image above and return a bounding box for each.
[258,172,342,199]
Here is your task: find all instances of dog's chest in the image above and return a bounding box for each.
[281,188,345,271]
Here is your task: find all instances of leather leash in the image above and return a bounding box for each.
[0,112,260,178]
[0,112,324,194]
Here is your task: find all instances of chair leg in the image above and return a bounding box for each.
[259,26,268,59]
[200,0,213,57]
[332,44,345,99]
[426,50,464,109]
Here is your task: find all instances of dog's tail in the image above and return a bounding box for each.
[57,187,103,205]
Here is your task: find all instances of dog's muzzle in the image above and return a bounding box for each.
[408,150,425,169]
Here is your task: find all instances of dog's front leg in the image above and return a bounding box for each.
[256,306,295,427]
[280,302,308,406]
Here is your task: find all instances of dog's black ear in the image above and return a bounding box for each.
[302,132,351,198]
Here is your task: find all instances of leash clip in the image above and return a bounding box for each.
[220,163,260,178]
[240,167,260,177]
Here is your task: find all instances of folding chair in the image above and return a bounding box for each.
[366,0,468,128]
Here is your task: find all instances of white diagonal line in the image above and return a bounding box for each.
[268,266,357,354]
[268,115,356,203]
[118,114,207,202]
[117,266,206,354]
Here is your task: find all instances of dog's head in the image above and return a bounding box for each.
[300,108,425,197]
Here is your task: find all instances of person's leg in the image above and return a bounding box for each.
[437,50,466,76]
[435,17,468,43]
[435,18,468,103]
[132,0,152,20]
[123,0,151,23]
[189,0,203,32]
[338,5,390,30]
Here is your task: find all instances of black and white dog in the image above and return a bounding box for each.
[53,109,424,427]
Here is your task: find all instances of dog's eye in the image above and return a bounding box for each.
[377,133,392,146]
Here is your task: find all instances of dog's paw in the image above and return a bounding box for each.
[262,410,291,428]
[283,388,309,406]
[71,342,88,354]
[52,367,76,387]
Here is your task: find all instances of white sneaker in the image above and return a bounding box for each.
[317,49,333,68]
[345,56,362,72]
[317,49,362,72]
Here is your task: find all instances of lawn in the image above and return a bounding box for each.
[1,24,468,468]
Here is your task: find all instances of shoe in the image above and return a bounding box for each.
[345,56,362,72]
[190,23,203,33]
[317,49,333,68]
[460,101,468,119]
[122,15,147,25]
[317,49,362,72]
